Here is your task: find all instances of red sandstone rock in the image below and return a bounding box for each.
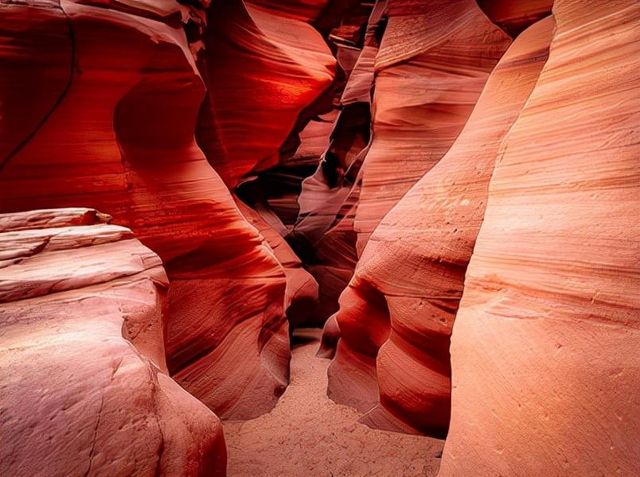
[478,0,554,36]
[352,0,511,253]
[229,2,374,233]
[195,0,336,189]
[0,0,289,419]
[328,14,554,435]
[3,1,638,475]
[237,200,319,327]
[248,0,330,22]
[440,1,640,474]
[293,1,385,323]
[0,208,226,477]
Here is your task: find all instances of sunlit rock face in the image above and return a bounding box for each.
[325,0,527,434]
[441,0,640,474]
[228,1,374,235]
[194,0,336,189]
[2,0,638,475]
[352,0,512,254]
[294,0,512,327]
[0,0,289,419]
[0,208,226,477]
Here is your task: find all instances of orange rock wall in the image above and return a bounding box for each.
[441,0,640,473]
[353,0,511,252]
[329,15,555,435]
[195,0,336,188]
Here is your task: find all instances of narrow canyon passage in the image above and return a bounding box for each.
[225,329,444,477]
[1,1,638,476]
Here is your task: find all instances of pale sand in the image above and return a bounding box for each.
[225,329,444,476]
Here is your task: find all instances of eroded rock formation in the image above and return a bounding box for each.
[194,0,336,189]
[328,14,556,435]
[237,200,320,327]
[293,0,384,324]
[1,0,639,475]
[352,0,512,252]
[441,0,640,474]
[478,0,554,35]
[0,0,290,419]
[294,0,513,326]
[0,208,226,477]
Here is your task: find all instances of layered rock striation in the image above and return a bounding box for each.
[0,208,226,477]
[194,0,337,189]
[328,14,556,435]
[0,0,290,419]
[441,0,640,473]
[352,0,512,253]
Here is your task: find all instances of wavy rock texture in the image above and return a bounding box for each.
[195,0,336,189]
[231,2,375,234]
[323,0,510,424]
[0,208,226,477]
[352,0,512,253]
[293,0,385,324]
[441,0,640,474]
[0,0,289,419]
[478,0,554,36]
[328,16,555,436]
[237,200,320,327]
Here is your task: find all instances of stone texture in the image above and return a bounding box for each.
[195,0,336,189]
[292,0,385,324]
[230,2,373,234]
[0,0,290,419]
[327,14,555,435]
[441,0,640,474]
[352,0,511,253]
[237,200,320,327]
[2,1,639,475]
[0,208,226,477]
[478,0,554,36]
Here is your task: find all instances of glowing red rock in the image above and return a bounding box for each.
[237,200,319,327]
[195,0,336,188]
[0,0,289,419]
[0,208,226,477]
[441,1,640,473]
[293,1,385,323]
[328,13,554,435]
[247,0,328,22]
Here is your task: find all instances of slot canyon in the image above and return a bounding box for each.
[0,0,638,475]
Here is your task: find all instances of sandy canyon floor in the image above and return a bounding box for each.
[224,329,445,476]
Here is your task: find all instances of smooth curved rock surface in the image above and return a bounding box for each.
[0,208,226,477]
[441,0,640,474]
[230,2,374,232]
[237,200,320,327]
[478,0,554,36]
[328,15,555,435]
[0,0,289,419]
[352,0,511,253]
[195,0,336,188]
[292,0,385,324]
